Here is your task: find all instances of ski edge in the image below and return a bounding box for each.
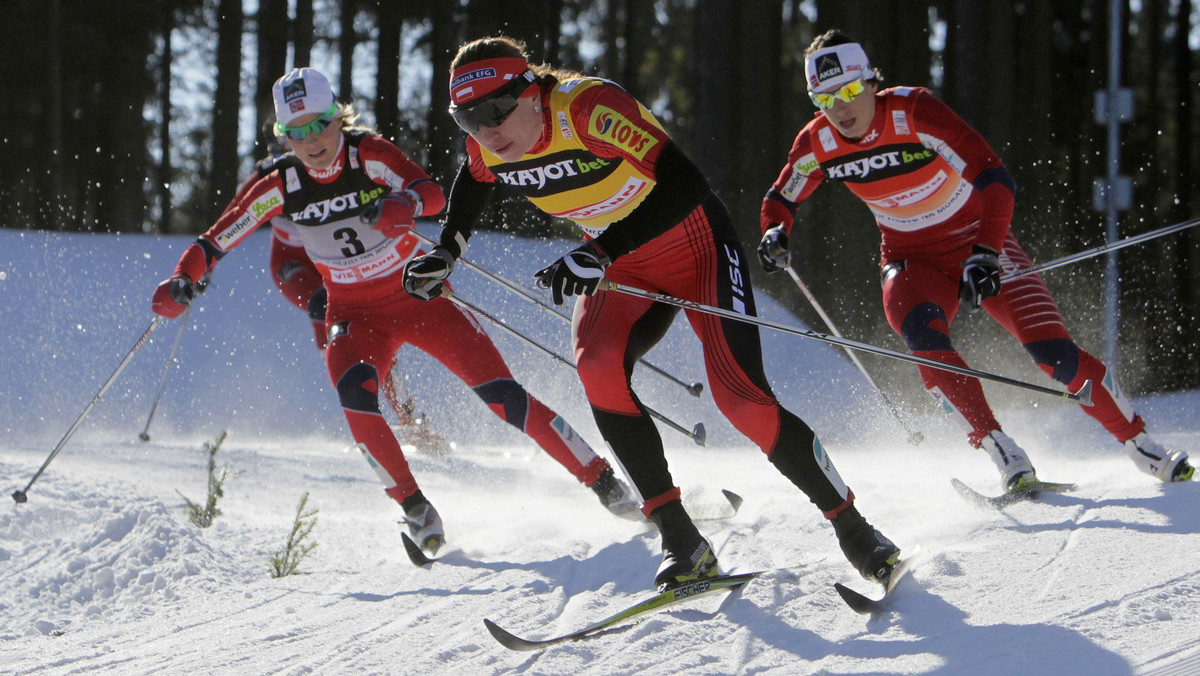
[951,478,1077,509]
[483,571,762,652]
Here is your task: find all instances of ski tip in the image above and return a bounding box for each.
[400,532,435,567]
[833,582,877,615]
[721,489,744,512]
[484,618,549,652]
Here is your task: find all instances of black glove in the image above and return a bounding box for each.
[403,246,455,302]
[958,245,1001,311]
[757,224,790,272]
[307,286,328,322]
[534,242,611,305]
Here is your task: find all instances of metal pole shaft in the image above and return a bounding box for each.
[139,308,191,441]
[442,290,706,445]
[1001,216,1200,282]
[13,316,167,502]
[410,229,703,397]
[602,281,1092,405]
[784,265,924,445]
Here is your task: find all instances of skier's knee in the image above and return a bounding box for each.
[899,303,953,352]
[1023,338,1080,384]
[473,378,529,427]
[336,362,382,414]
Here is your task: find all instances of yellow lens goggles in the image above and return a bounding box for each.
[809,79,866,110]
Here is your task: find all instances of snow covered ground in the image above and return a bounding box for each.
[1,227,1198,675]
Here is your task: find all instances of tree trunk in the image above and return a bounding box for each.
[255,0,289,155]
[375,3,402,142]
[207,0,243,225]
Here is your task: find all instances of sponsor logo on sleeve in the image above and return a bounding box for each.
[588,105,659,160]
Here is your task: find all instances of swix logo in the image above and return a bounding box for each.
[722,244,747,315]
[589,106,659,160]
[290,185,386,223]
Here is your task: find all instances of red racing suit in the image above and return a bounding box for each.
[762,86,1143,447]
[436,77,857,519]
[161,132,609,505]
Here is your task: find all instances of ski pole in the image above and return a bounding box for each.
[784,265,924,445]
[138,308,191,441]
[442,289,707,446]
[1002,215,1200,282]
[600,281,1094,406]
[12,315,168,504]
[410,230,704,397]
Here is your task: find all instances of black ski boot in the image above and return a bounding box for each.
[650,499,718,591]
[832,506,899,583]
[589,466,642,521]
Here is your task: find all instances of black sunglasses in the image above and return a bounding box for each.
[449,72,535,134]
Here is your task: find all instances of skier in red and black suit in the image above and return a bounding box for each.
[402,36,901,590]
[759,30,1193,490]
[152,68,637,555]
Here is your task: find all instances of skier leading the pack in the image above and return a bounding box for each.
[758,30,1193,491]
[402,36,902,590]
[151,67,637,554]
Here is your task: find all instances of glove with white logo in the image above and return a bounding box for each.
[534,241,611,305]
[757,223,790,273]
[403,246,456,302]
[958,245,1002,311]
[360,194,417,239]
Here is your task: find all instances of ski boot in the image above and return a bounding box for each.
[650,499,718,591]
[402,491,445,555]
[833,507,900,584]
[979,430,1037,492]
[590,466,642,521]
[1125,431,1194,482]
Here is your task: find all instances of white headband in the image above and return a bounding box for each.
[805,43,872,93]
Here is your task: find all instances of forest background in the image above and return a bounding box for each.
[2,0,1198,411]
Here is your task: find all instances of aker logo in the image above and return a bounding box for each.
[815,53,843,82]
[282,79,308,103]
[589,106,659,160]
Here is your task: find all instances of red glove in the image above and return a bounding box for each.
[151,276,195,318]
[361,195,416,239]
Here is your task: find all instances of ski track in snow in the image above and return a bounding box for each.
[1,228,1199,675]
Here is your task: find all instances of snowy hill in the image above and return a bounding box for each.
[1,227,1198,675]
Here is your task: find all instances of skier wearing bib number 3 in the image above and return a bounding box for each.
[758,30,1194,492]
[150,68,638,555]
